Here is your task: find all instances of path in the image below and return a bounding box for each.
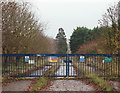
[55,63,76,76]
[42,80,95,91]
[30,65,52,76]
[2,80,32,91]
[109,81,120,91]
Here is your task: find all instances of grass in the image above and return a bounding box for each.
[86,74,113,91]
[73,61,114,91]
[30,63,60,92]
[31,77,50,92]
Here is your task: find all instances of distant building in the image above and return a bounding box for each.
[67,39,71,54]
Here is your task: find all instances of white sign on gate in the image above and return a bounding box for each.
[25,56,29,62]
[80,56,85,62]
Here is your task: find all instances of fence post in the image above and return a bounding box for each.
[66,54,69,77]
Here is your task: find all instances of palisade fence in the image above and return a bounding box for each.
[2,54,120,77]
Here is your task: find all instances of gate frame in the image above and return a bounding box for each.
[2,54,120,77]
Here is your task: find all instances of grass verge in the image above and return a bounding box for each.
[86,74,113,91]
[73,62,114,91]
[30,63,59,92]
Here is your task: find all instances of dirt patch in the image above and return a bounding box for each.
[79,78,102,91]
[109,80,120,92]
[2,80,32,91]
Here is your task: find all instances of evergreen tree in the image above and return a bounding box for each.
[70,27,101,53]
[56,28,67,54]
[70,27,91,53]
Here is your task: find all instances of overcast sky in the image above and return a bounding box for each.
[24,0,119,39]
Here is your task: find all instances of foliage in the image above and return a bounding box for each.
[76,40,98,54]
[70,2,120,54]
[86,74,113,91]
[98,2,120,54]
[55,28,67,54]
[2,1,56,54]
[31,64,59,91]
[73,61,113,91]
[70,27,100,53]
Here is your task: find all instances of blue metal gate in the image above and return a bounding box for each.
[2,54,120,77]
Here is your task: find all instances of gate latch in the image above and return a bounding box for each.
[64,60,72,63]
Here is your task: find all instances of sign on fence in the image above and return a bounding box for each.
[25,56,29,62]
[104,56,112,63]
[80,56,85,62]
[49,56,58,62]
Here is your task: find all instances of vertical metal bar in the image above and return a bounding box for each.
[115,56,116,77]
[95,56,96,75]
[118,55,119,77]
[2,56,4,76]
[67,55,68,77]
[21,56,23,75]
[85,56,86,75]
[49,56,51,76]
[22,56,24,76]
[71,56,72,76]
[17,56,18,75]
[90,56,91,74]
[111,56,112,76]
[117,56,119,77]
[42,56,43,76]
[78,56,80,77]
[7,56,9,76]
[60,56,61,76]
[68,55,70,77]
[24,56,25,76]
[9,56,10,76]
[43,57,46,76]
[96,56,98,75]
[83,56,85,76]
[66,55,68,77]
[96,56,98,76]
[9,56,11,76]
[37,55,38,76]
[10,56,12,76]
[39,56,40,76]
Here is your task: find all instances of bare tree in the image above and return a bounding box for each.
[99,2,120,54]
[2,1,55,54]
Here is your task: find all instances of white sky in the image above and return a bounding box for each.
[22,0,119,38]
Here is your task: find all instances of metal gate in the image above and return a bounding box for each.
[2,54,120,77]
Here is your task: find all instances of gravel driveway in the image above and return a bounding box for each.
[43,80,95,91]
